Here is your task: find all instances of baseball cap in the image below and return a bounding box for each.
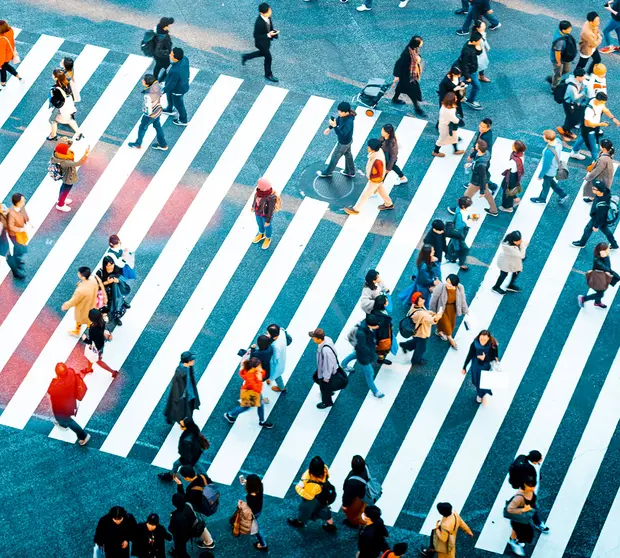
[180,351,196,363]
[308,328,325,340]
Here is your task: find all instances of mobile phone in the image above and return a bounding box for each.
[239,475,246,485]
[237,349,247,357]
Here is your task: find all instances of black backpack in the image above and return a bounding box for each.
[553,76,575,105]
[553,34,577,63]
[309,478,337,506]
[141,30,157,56]
[49,86,65,109]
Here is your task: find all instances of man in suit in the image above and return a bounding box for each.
[241,3,279,83]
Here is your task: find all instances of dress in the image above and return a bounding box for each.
[437,288,457,336]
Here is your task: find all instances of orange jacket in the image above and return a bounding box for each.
[240,365,264,394]
[0,28,16,67]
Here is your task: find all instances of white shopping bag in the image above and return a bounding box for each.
[93,545,104,558]
[479,361,503,391]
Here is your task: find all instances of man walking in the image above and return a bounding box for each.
[344,139,394,215]
[164,351,201,426]
[572,180,619,249]
[128,74,168,151]
[61,266,100,336]
[317,101,357,179]
[569,92,620,160]
[556,68,587,141]
[267,323,292,393]
[6,192,29,279]
[399,292,441,365]
[548,21,577,90]
[162,47,190,126]
[458,31,484,111]
[308,328,339,409]
[241,3,279,83]
[530,130,569,205]
[457,0,501,35]
[577,12,602,72]
[462,139,498,216]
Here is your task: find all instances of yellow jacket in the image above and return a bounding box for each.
[295,466,329,500]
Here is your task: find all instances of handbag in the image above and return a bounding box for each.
[84,342,99,364]
[586,269,612,291]
[240,388,261,407]
[15,230,28,246]
[2,36,19,64]
[230,508,241,537]
[551,146,569,181]
[376,338,391,352]
[432,515,458,554]
[323,345,349,391]
[503,494,536,524]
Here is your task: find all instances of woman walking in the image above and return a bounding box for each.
[446,196,474,271]
[379,124,408,184]
[61,265,103,336]
[60,57,81,102]
[0,20,21,87]
[461,329,499,404]
[106,234,136,279]
[370,295,394,366]
[392,36,426,117]
[504,474,538,557]
[474,20,492,83]
[81,308,118,377]
[413,244,441,301]
[251,177,278,251]
[492,230,527,295]
[438,66,466,119]
[357,505,390,558]
[578,242,619,308]
[342,455,371,529]
[224,358,273,429]
[420,502,473,558]
[239,473,268,551]
[94,506,137,558]
[583,138,614,202]
[429,274,468,349]
[50,139,90,212]
[97,255,131,326]
[48,69,82,141]
[499,141,527,213]
[360,269,390,314]
[433,93,466,157]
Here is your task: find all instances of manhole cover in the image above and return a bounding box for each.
[299,163,367,208]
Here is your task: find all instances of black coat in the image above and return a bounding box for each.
[438,74,464,104]
[94,513,137,558]
[177,426,204,467]
[253,15,276,50]
[370,309,392,343]
[393,48,415,81]
[342,470,368,507]
[354,323,377,366]
[459,43,479,79]
[590,191,612,228]
[424,229,448,263]
[154,30,172,60]
[164,364,201,425]
[357,519,390,558]
[131,523,171,558]
[169,503,197,542]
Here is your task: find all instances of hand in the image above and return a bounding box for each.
[477,354,485,360]
[81,335,86,341]
[121,541,129,549]
[392,77,399,87]
[467,156,472,163]
[593,227,599,232]
[267,31,277,37]
[329,118,337,127]
[323,127,331,136]
[433,279,441,285]
[323,377,330,383]
[461,368,467,375]
[466,78,472,83]
[522,505,532,512]
[614,118,620,126]
[265,222,270,226]
[173,475,182,485]
[114,278,119,283]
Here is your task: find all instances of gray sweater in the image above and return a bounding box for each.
[584,152,614,195]
[429,283,469,316]
[316,337,338,381]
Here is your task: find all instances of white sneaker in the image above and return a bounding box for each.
[399,0,409,6]
[65,198,72,204]
[508,539,525,556]
[357,4,372,11]
[56,204,71,212]
[569,151,586,160]
[397,176,408,184]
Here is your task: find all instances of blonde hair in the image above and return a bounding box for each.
[543,129,556,141]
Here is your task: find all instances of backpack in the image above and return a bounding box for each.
[553,76,575,104]
[49,86,66,109]
[47,160,64,181]
[347,323,361,347]
[309,478,337,506]
[140,30,157,57]
[553,34,577,63]
[349,468,383,505]
[607,195,620,226]
[193,477,220,517]
[273,193,282,213]
[398,309,422,339]
[74,373,87,401]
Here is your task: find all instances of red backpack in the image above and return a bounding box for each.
[74,372,87,401]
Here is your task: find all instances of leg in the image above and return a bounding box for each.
[173,93,188,123]
[323,142,350,175]
[571,134,585,154]
[342,143,356,175]
[494,270,509,289]
[352,181,378,212]
[228,405,251,418]
[165,91,174,112]
[548,177,567,199]
[603,19,615,46]
[172,536,190,558]
[582,290,604,303]
[243,49,264,63]
[359,363,379,395]
[0,63,6,83]
[575,55,589,70]
[257,398,265,423]
[255,214,265,234]
[552,64,563,89]
[463,184,480,200]
[2,62,17,80]
[507,271,520,288]
[57,183,73,207]
[319,380,333,406]
[49,120,58,138]
[461,5,475,32]
[457,242,470,267]
[591,49,602,66]
[96,358,117,374]
[392,162,404,178]
[262,47,273,77]
[254,513,268,548]
[134,114,151,147]
[275,376,285,390]
[484,10,500,27]
[375,182,393,206]
[411,337,427,365]
[588,132,600,160]
[55,415,87,441]
[151,116,167,147]
[341,351,357,368]
[483,188,498,213]
[577,219,596,245]
[467,73,481,102]
[264,220,273,239]
[600,225,620,248]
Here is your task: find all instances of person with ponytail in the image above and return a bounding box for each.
[499,140,527,213]
[379,123,408,184]
[492,230,527,295]
[583,138,614,202]
[48,68,82,141]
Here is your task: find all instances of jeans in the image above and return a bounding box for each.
[494,270,520,289]
[534,175,566,201]
[552,62,572,89]
[462,6,499,32]
[577,218,619,248]
[400,337,428,364]
[576,49,601,72]
[274,376,285,390]
[171,458,205,476]
[341,352,379,395]
[467,72,481,102]
[582,290,605,304]
[135,114,167,148]
[255,214,272,239]
[243,47,273,77]
[254,512,267,547]
[323,141,355,176]
[55,414,87,441]
[228,396,265,423]
[58,183,73,207]
[572,128,599,160]
[167,92,188,123]
[603,19,620,46]
[7,239,27,276]
[364,0,373,5]
[0,62,18,83]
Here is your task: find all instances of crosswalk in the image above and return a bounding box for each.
[1,31,619,557]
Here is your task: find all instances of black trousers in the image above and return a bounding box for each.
[576,49,601,72]
[244,46,272,77]
[1,62,18,83]
[495,270,520,289]
[395,79,422,107]
[562,102,583,134]
[401,336,428,364]
[319,380,334,406]
[578,218,619,248]
[153,56,171,82]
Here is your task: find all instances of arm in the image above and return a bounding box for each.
[295,478,322,500]
[254,18,270,42]
[593,201,609,228]
[163,69,179,94]
[537,148,552,179]
[62,289,84,311]
[506,494,530,514]
[602,106,620,126]
[458,514,474,536]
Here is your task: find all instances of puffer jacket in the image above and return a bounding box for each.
[497,241,527,273]
[142,81,163,118]
[236,501,254,535]
[239,365,264,394]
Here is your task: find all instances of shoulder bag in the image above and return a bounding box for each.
[324,345,348,391]
[503,494,536,524]
[586,269,612,291]
[551,145,569,181]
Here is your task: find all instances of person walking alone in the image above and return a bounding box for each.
[499,140,527,213]
[577,12,602,72]
[164,351,201,426]
[251,177,278,251]
[391,36,426,117]
[6,193,29,279]
[317,102,356,179]
[461,329,499,404]
[309,328,339,409]
[128,73,168,151]
[241,3,279,83]
[572,180,619,249]
[548,21,576,90]
[420,502,473,558]
[0,20,21,87]
[578,242,619,308]
[458,31,484,111]
[492,230,527,295]
[51,139,90,212]
[601,0,620,53]
[530,130,569,205]
[433,92,466,157]
[380,124,408,184]
[48,69,82,141]
[239,473,269,551]
[162,47,190,126]
[81,308,118,377]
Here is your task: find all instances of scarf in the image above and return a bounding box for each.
[502,151,524,182]
[254,187,273,214]
[408,47,421,82]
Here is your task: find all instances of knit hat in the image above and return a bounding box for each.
[180,351,196,363]
[257,177,272,192]
[592,179,608,193]
[55,143,69,155]
[55,362,68,377]
[411,291,424,304]
[593,63,607,77]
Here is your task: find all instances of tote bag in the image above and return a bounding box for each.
[84,342,99,364]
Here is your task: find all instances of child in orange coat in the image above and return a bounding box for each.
[224,357,273,429]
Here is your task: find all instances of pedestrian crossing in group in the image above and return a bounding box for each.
[1,32,619,557]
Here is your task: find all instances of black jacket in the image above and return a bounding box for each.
[253,15,276,50]
[370,309,392,343]
[438,75,464,104]
[164,364,201,425]
[470,129,493,157]
[342,469,368,507]
[472,0,492,17]
[357,519,390,558]
[463,340,498,370]
[177,425,205,467]
[250,344,274,377]
[176,473,212,511]
[459,43,479,79]
[154,28,172,60]
[131,523,172,558]
[424,229,448,263]
[354,323,377,366]
[590,191,611,228]
[169,503,197,542]
[94,513,137,558]
[393,48,416,81]
[164,56,190,95]
[470,150,491,191]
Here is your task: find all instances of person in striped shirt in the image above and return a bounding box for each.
[128,73,168,151]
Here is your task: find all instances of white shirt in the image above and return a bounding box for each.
[532,461,541,495]
[585,102,604,125]
[260,14,271,29]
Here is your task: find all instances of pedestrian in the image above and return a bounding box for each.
[342,455,371,528]
[317,101,357,179]
[341,315,385,398]
[446,196,474,271]
[81,308,118,377]
[461,329,499,404]
[94,506,137,558]
[344,139,394,215]
[399,292,441,365]
[572,180,619,249]
[6,192,29,279]
[391,36,426,117]
[50,139,90,212]
[169,493,214,556]
[499,140,527,213]
[161,47,190,126]
[583,138,614,202]
[492,230,527,295]
[267,323,292,393]
[370,295,394,366]
[357,505,389,558]
[287,456,337,531]
[48,69,82,141]
[309,328,339,409]
[601,0,620,52]
[380,543,408,558]
[239,473,268,551]
[433,92,466,157]
[585,63,607,101]
[424,219,448,264]
[61,266,102,336]
[0,20,22,87]
[158,418,210,481]
[128,73,168,151]
[438,66,467,119]
[511,451,549,534]
[360,269,390,314]
[458,31,484,111]
[569,92,619,161]
[250,335,274,385]
[251,177,278,251]
[579,242,620,308]
[380,124,408,184]
[548,20,577,90]
[468,118,494,160]
[164,351,201,426]
[224,357,274,428]
[152,17,174,82]
[60,57,80,102]
[47,362,90,445]
[463,139,498,216]
[241,3,279,83]
[577,12,602,72]
[504,473,537,556]
[172,466,218,539]
[97,255,131,326]
[556,68,587,142]
[412,244,441,302]
[132,514,172,558]
[457,0,501,36]
[430,274,468,350]
[0,205,18,278]
[106,234,136,279]
[474,20,492,83]
[420,502,473,558]
[530,130,569,205]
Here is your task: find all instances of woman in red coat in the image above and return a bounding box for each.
[0,20,21,87]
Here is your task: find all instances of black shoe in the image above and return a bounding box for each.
[128,142,141,149]
[241,54,247,66]
[392,98,405,105]
[197,540,215,550]
[505,285,521,293]
[484,208,499,217]
[287,518,305,528]
[152,143,169,151]
[492,286,506,295]
[11,271,26,280]
[530,197,545,204]
[447,206,456,215]
[572,241,586,248]
[379,358,392,365]
[454,8,466,14]
[224,412,236,424]
[399,342,409,354]
[456,29,469,36]
[161,109,175,115]
[158,472,173,482]
[115,318,123,326]
[265,75,279,83]
[322,523,337,532]
[414,108,427,118]
[172,119,188,126]
[316,402,333,409]
[253,542,269,551]
[340,170,356,178]
[583,197,594,203]
[259,421,274,429]
[123,302,131,309]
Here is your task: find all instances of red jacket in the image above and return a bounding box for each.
[240,365,265,393]
[0,28,16,67]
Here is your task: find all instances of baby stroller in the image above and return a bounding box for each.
[352,78,390,116]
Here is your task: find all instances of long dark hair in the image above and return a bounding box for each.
[88,308,106,329]
[504,230,522,245]
[373,294,388,312]
[245,474,263,496]
[408,35,423,49]
[309,456,326,478]
[477,329,498,349]
[594,242,609,257]
[364,269,380,290]
[382,123,396,141]
[601,138,615,157]
[416,244,433,268]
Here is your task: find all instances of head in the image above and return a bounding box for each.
[601,138,614,157]
[245,474,263,495]
[364,269,380,290]
[442,91,458,109]
[592,180,608,197]
[367,138,382,154]
[392,543,409,557]
[411,291,425,308]
[55,362,69,378]
[258,2,272,17]
[473,19,486,34]
[408,35,423,49]
[527,450,543,465]
[363,505,382,524]
[102,255,115,274]
[267,323,280,339]
[170,47,184,63]
[158,16,175,31]
[146,513,159,531]
[381,123,395,141]
[457,196,473,211]
[416,243,435,268]
[504,230,522,246]
[437,502,453,517]
[594,91,608,106]
[0,21,10,34]
[61,57,74,73]
[373,294,389,312]
[337,100,352,117]
[573,67,586,83]
[365,314,380,330]
[520,474,538,491]
[479,118,492,134]
[141,73,156,88]
[469,30,483,45]
[108,234,121,249]
[513,140,527,155]
[432,219,445,234]
[592,63,607,78]
[446,274,460,288]
[595,242,610,258]
[54,142,73,159]
[477,329,497,347]
[52,69,69,88]
[448,65,462,79]
[172,493,185,511]
[179,417,196,431]
[476,139,488,155]
[351,454,366,475]
[308,455,326,477]
[179,465,197,481]
[11,193,25,208]
[256,177,272,193]
[543,129,557,144]
[587,11,600,27]
[109,506,127,525]
[78,266,91,281]
[257,334,272,351]
[180,351,196,366]
[308,328,325,344]
[88,308,105,327]
[559,20,572,34]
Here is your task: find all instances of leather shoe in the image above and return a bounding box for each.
[265,75,279,83]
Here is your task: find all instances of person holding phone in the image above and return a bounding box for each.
[242,3,279,83]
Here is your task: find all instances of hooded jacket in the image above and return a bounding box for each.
[142,81,163,118]
[470,150,491,191]
[354,322,377,366]
[332,113,355,145]
[131,523,171,558]
[47,367,79,417]
[164,55,190,95]
[51,149,88,185]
